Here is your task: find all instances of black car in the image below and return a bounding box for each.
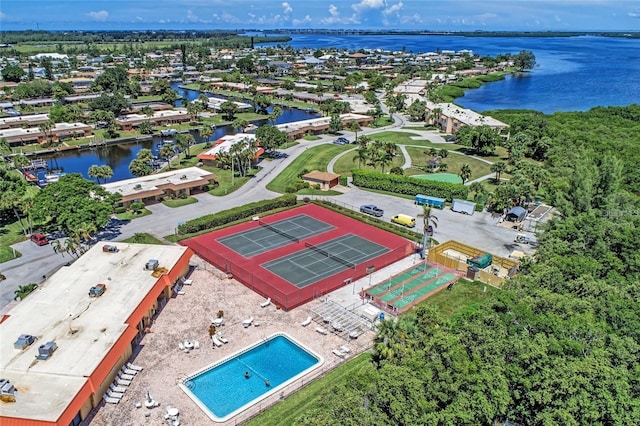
[333,137,350,145]
[360,204,384,217]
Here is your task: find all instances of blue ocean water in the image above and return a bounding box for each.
[281,34,640,113]
[187,335,319,419]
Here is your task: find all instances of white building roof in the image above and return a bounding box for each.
[102,166,215,198]
[199,133,256,157]
[0,242,189,422]
[426,101,509,129]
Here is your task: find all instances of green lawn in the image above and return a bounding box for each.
[121,233,166,245]
[404,146,493,180]
[245,354,372,426]
[115,208,152,221]
[419,278,500,319]
[303,135,321,141]
[162,197,198,208]
[332,149,406,177]
[266,144,351,193]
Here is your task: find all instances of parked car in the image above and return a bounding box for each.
[30,233,49,246]
[360,204,384,217]
[333,137,349,145]
[445,136,457,143]
[391,214,416,228]
[514,234,536,244]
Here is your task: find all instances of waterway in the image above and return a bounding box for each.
[37,85,319,182]
[281,34,640,113]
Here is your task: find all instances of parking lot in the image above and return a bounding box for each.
[321,187,536,259]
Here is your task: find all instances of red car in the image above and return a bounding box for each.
[30,233,49,246]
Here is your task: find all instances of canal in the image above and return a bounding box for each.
[37,84,319,183]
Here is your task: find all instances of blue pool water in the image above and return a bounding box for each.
[182,334,321,421]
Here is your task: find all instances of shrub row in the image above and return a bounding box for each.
[352,169,469,201]
[177,194,297,234]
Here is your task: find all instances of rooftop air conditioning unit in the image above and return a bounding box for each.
[102,244,119,253]
[133,184,142,190]
[180,175,187,179]
[14,334,36,350]
[0,379,16,402]
[36,341,58,361]
[89,284,106,297]
[145,259,159,271]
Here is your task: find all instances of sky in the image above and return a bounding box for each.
[0,0,639,32]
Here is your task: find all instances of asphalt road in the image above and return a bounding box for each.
[0,114,536,309]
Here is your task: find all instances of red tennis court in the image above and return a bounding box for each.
[181,203,414,310]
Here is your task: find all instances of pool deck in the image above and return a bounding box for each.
[85,253,421,426]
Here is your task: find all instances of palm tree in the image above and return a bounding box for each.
[199,125,213,143]
[88,165,102,183]
[39,119,55,145]
[13,154,30,171]
[268,106,282,124]
[491,161,507,183]
[231,118,249,134]
[160,144,175,169]
[470,182,486,201]
[459,164,472,184]
[353,146,369,168]
[176,134,195,157]
[197,94,209,111]
[439,163,448,172]
[51,239,65,257]
[73,222,97,245]
[64,238,81,258]
[419,204,439,259]
[347,121,362,142]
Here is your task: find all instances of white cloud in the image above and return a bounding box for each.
[321,4,359,24]
[629,12,640,18]
[282,2,293,15]
[0,12,6,21]
[293,14,312,26]
[352,0,385,13]
[187,10,199,22]
[88,10,109,21]
[383,1,403,16]
[135,16,143,21]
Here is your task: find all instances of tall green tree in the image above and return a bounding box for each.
[459,163,472,184]
[255,124,286,153]
[32,174,121,235]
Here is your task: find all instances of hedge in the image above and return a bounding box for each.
[352,169,469,201]
[177,194,297,234]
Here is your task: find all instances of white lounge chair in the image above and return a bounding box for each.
[332,349,346,358]
[181,276,193,285]
[103,394,120,404]
[178,342,185,351]
[121,367,138,375]
[211,335,223,347]
[115,377,132,386]
[211,317,224,327]
[107,389,124,399]
[217,333,228,344]
[260,297,271,308]
[301,316,312,327]
[118,372,135,381]
[242,316,253,328]
[194,341,200,349]
[340,345,351,354]
[315,327,328,335]
[110,383,127,393]
[126,362,143,372]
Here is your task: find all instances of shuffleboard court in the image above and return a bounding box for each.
[217,214,334,258]
[263,234,389,288]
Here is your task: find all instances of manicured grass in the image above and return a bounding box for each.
[332,149,406,177]
[372,116,394,127]
[0,246,22,263]
[162,197,198,208]
[245,354,372,426]
[121,233,166,245]
[266,144,351,194]
[419,278,500,319]
[405,146,493,180]
[115,208,152,221]
[207,168,257,196]
[303,134,321,141]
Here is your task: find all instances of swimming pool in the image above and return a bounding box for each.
[180,333,323,422]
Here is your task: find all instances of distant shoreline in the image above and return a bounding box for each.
[270,30,640,39]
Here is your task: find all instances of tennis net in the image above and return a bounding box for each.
[304,242,355,269]
[259,220,299,243]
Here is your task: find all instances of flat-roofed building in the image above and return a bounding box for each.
[102,167,216,208]
[275,113,373,140]
[0,122,92,146]
[0,242,193,426]
[197,134,263,167]
[424,101,509,136]
[0,113,50,130]
[302,170,341,190]
[115,109,191,131]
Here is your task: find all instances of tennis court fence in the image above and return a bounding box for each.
[185,239,414,310]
